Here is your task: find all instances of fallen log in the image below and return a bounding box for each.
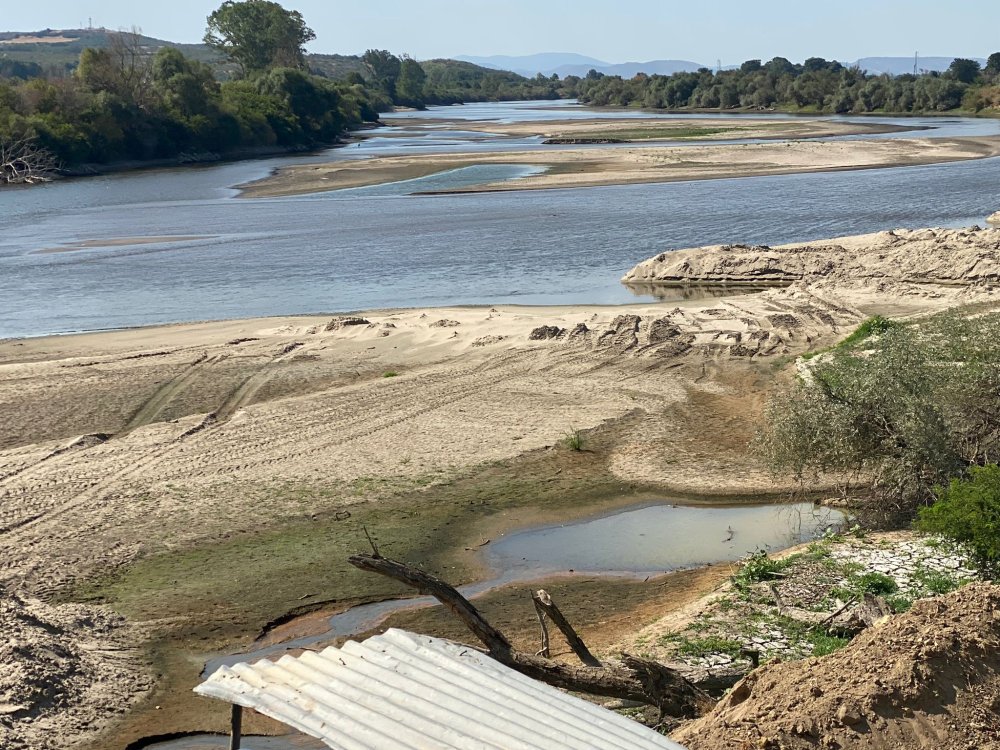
[348,553,714,718]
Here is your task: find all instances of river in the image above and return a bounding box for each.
[2,102,999,338]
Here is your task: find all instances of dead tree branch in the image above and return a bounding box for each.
[0,137,58,184]
[348,553,713,717]
[532,589,602,667]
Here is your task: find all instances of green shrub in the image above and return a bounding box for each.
[912,567,960,595]
[917,464,1000,577]
[756,313,1000,521]
[808,631,851,656]
[837,315,901,349]
[733,550,789,588]
[856,571,898,596]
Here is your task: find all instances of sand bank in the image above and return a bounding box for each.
[385,116,912,141]
[239,135,1000,197]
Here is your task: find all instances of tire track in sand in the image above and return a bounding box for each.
[119,353,217,434]
[0,342,307,545]
[211,342,304,424]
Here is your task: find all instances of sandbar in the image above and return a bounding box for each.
[240,135,1000,197]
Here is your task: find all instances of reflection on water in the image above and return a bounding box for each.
[202,500,843,676]
[138,733,324,750]
[485,500,841,575]
[623,282,784,301]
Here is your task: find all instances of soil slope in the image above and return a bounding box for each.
[0,591,152,750]
[673,583,1000,750]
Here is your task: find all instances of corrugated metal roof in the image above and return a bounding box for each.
[196,628,687,750]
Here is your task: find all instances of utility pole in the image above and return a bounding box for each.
[913,51,918,76]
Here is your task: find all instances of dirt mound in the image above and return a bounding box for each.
[0,591,152,750]
[673,583,1000,750]
[624,226,1000,287]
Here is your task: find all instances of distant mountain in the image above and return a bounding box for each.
[853,56,987,75]
[456,52,608,77]
[553,60,705,78]
[457,52,706,78]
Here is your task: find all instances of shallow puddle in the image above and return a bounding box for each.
[203,500,843,676]
[138,733,324,750]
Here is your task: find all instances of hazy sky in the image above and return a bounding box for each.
[7,1,999,64]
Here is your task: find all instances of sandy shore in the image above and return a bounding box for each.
[4,225,1000,748]
[239,135,1000,197]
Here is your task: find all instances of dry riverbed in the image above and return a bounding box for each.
[3,224,1000,749]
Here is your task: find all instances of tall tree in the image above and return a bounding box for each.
[984,52,1000,76]
[396,57,426,106]
[362,49,402,97]
[205,0,315,77]
[947,58,981,84]
[76,28,154,110]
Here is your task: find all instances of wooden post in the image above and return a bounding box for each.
[531,589,602,668]
[533,596,551,658]
[229,704,243,750]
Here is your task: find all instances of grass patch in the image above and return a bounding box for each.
[808,631,851,656]
[801,315,904,362]
[886,594,914,613]
[912,566,961,595]
[732,550,792,589]
[856,571,899,595]
[561,428,586,451]
[662,633,743,659]
[383,370,399,377]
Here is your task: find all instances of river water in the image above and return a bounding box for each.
[2,102,998,338]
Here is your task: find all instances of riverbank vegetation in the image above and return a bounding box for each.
[569,54,1000,115]
[0,27,380,179]
[758,310,1000,544]
[0,4,561,180]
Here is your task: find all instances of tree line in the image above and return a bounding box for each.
[567,54,1000,114]
[0,1,561,181]
[0,12,379,179]
[3,0,999,181]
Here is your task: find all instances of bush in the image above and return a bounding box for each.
[856,571,898,596]
[756,312,1000,522]
[917,464,1000,577]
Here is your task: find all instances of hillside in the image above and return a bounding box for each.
[0,29,533,87]
[0,28,223,72]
